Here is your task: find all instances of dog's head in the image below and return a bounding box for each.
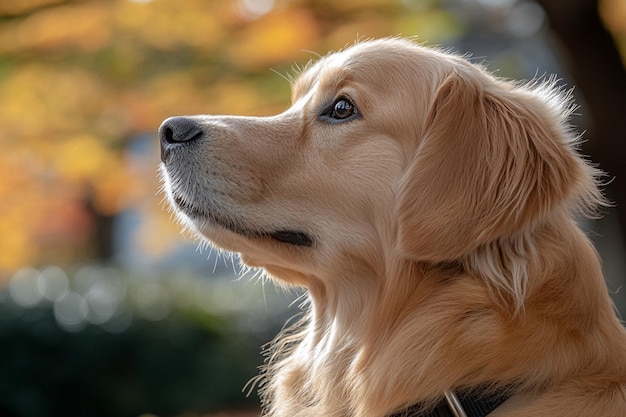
[159,38,601,304]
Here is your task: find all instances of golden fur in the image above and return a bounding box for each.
[159,38,626,416]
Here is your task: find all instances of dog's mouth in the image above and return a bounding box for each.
[174,196,206,219]
[267,230,314,247]
[173,196,314,247]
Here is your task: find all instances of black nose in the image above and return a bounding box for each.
[159,116,204,163]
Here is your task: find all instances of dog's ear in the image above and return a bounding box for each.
[397,67,601,307]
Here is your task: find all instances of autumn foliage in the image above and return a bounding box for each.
[0,0,456,275]
[0,0,624,276]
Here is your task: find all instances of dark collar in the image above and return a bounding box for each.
[388,387,511,417]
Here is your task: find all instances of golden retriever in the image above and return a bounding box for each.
[158,38,626,417]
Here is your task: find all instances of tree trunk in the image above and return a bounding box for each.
[536,0,626,237]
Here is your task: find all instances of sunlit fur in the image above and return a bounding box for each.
[160,38,626,417]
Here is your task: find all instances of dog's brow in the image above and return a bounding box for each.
[289,87,316,113]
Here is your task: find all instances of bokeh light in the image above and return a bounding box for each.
[0,0,624,415]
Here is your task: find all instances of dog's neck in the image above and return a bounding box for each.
[264,258,497,417]
[260,222,626,417]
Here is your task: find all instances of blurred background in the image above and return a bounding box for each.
[0,0,624,416]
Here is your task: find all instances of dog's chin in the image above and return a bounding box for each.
[172,196,314,248]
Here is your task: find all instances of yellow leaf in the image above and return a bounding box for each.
[229,9,320,69]
[0,2,111,53]
[53,134,112,182]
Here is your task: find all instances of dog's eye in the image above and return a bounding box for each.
[331,98,357,119]
[322,97,358,122]
[331,99,356,119]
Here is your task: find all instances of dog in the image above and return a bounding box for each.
[158,38,626,417]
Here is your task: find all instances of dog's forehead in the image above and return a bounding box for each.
[297,42,396,81]
[291,52,350,101]
[291,39,441,102]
